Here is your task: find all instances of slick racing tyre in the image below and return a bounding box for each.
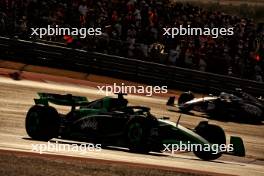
[178,91,194,112]
[193,121,226,161]
[125,116,152,153]
[241,103,263,123]
[26,105,59,141]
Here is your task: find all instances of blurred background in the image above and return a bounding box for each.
[0,0,263,82]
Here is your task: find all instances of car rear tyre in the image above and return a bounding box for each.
[241,104,263,123]
[178,92,194,112]
[125,116,151,153]
[25,105,59,141]
[193,121,226,160]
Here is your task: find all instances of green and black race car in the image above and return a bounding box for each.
[25,93,245,160]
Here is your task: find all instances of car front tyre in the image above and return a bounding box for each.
[193,121,226,161]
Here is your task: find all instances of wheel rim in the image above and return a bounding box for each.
[128,123,143,144]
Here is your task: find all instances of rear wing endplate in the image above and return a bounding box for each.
[34,93,89,106]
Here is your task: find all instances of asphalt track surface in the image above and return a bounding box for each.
[0,70,263,176]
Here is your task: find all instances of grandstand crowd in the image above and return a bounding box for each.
[0,0,263,82]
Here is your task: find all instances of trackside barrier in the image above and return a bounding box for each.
[0,36,263,96]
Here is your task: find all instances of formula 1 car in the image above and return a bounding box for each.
[166,90,264,123]
[25,93,245,160]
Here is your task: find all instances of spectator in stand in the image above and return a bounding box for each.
[0,11,7,35]
[0,0,263,82]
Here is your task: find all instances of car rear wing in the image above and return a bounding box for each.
[166,96,176,106]
[34,93,89,106]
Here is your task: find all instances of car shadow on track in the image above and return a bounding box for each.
[22,137,167,157]
[23,137,245,165]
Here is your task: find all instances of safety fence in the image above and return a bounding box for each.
[0,36,263,96]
